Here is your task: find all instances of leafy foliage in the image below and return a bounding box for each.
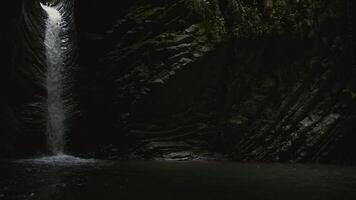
[227,0,331,39]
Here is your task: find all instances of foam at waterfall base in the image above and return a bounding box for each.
[16,154,97,165]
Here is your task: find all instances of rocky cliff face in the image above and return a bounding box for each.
[1,0,355,162]
[72,0,356,162]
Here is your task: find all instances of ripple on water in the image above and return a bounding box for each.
[15,154,97,166]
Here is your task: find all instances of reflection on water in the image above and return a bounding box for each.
[0,159,356,200]
[16,154,97,166]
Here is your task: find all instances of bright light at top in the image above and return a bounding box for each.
[40,3,62,21]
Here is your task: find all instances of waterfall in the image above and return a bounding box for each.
[41,3,67,155]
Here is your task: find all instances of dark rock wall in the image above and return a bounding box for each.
[72,0,356,162]
[0,0,23,158]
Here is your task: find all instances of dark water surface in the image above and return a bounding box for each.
[0,156,356,200]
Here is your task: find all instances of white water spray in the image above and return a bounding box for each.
[41,3,67,155]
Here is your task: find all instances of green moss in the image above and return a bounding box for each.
[186,0,227,43]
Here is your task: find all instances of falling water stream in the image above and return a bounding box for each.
[38,2,92,164]
[41,3,67,155]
